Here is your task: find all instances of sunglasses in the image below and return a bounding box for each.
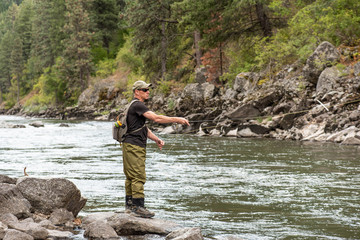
[138,88,149,92]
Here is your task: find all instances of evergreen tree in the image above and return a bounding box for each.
[62,0,93,101]
[90,0,120,58]
[31,0,66,74]
[125,0,180,80]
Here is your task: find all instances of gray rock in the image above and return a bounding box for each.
[29,121,44,127]
[349,111,360,121]
[195,67,207,83]
[3,229,34,240]
[16,177,87,217]
[0,175,16,184]
[226,104,260,120]
[49,208,75,225]
[341,135,360,145]
[237,128,258,138]
[82,212,116,226]
[302,41,340,84]
[166,227,203,240]
[47,229,73,239]
[0,222,8,239]
[8,221,48,240]
[0,183,31,218]
[316,66,340,96]
[108,213,180,236]
[0,213,18,226]
[354,62,360,76]
[233,72,259,93]
[84,220,118,239]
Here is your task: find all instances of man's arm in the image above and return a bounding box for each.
[143,111,190,125]
[148,128,165,150]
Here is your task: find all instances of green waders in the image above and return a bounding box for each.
[122,142,146,199]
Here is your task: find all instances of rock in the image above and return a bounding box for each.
[49,208,75,225]
[29,121,44,127]
[0,222,8,239]
[233,72,259,93]
[221,88,237,101]
[341,135,360,145]
[300,123,325,141]
[84,220,118,239]
[8,221,48,239]
[0,183,32,219]
[38,220,56,230]
[349,111,360,121]
[107,213,180,236]
[161,125,179,134]
[195,67,207,83]
[226,104,260,120]
[166,227,204,240]
[3,229,34,240]
[237,128,258,138]
[59,123,70,127]
[0,175,17,184]
[0,213,18,226]
[326,126,358,143]
[82,212,116,226]
[302,41,341,84]
[47,229,73,239]
[354,62,360,76]
[16,177,87,217]
[226,128,238,137]
[316,66,340,96]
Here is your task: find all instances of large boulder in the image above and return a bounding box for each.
[177,83,216,112]
[302,41,340,84]
[316,66,341,96]
[233,72,259,93]
[16,177,87,217]
[0,183,31,219]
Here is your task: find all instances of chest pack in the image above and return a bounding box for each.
[112,99,145,144]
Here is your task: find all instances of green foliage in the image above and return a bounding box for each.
[116,37,142,73]
[95,59,117,78]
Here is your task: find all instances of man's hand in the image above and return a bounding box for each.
[177,117,190,126]
[156,138,165,150]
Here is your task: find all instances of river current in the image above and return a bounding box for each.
[0,115,359,239]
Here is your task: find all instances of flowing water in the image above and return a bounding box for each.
[1,115,359,240]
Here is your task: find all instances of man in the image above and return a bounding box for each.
[122,80,190,218]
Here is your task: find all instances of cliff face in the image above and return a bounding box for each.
[4,42,360,145]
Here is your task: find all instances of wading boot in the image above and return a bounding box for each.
[125,195,133,213]
[132,198,155,218]
[115,195,133,213]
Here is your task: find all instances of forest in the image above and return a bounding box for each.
[0,0,359,111]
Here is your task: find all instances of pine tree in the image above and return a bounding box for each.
[62,0,93,100]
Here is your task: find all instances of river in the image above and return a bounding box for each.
[0,115,359,240]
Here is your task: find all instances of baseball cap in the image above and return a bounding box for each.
[132,80,152,90]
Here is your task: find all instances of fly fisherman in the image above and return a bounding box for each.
[122,80,190,218]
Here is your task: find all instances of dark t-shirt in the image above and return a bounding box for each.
[123,99,149,148]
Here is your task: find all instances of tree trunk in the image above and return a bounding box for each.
[16,76,20,103]
[0,87,3,104]
[194,30,202,67]
[255,2,272,38]
[161,21,167,81]
[219,43,223,76]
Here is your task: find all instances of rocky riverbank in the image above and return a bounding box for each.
[2,41,360,145]
[0,174,204,240]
